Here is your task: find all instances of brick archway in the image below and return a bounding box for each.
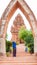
[0,0,37,55]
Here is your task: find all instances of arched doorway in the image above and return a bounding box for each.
[0,0,37,55]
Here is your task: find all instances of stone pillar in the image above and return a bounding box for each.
[0,38,6,56]
[34,35,37,55]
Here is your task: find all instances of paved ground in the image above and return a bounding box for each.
[0,56,37,65]
[0,44,37,65]
[16,44,31,57]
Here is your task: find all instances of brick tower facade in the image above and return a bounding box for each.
[11,14,26,44]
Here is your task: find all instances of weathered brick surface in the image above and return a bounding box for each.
[11,14,26,43]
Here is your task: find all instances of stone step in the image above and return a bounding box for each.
[0,56,37,65]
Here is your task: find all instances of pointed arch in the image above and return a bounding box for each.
[0,0,37,38]
[0,0,37,53]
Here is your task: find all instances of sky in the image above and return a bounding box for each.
[25,0,37,19]
[0,0,37,40]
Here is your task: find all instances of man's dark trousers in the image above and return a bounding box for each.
[12,41,16,57]
[13,48,16,57]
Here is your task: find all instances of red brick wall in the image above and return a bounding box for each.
[11,14,26,43]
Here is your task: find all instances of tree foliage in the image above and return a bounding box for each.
[18,26,28,40]
[18,26,34,53]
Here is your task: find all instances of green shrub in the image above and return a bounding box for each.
[6,40,12,52]
[27,43,34,53]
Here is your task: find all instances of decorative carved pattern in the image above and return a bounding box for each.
[11,14,25,43]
